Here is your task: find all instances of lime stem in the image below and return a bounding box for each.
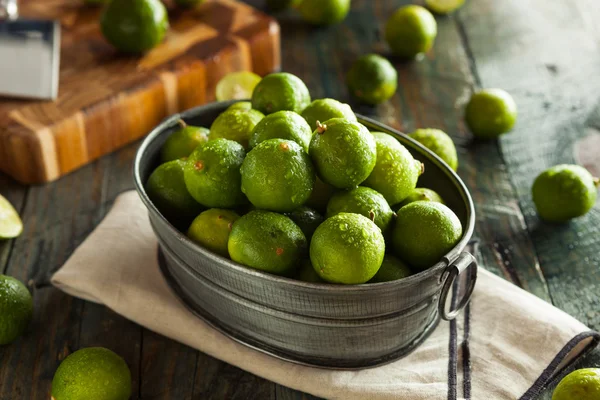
[177,119,188,129]
[594,177,599,187]
[369,210,375,221]
[420,163,425,175]
[316,121,327,134]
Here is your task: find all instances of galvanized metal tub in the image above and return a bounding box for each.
[133,101,477,369]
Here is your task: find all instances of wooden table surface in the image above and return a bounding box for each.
[1,0,600,398]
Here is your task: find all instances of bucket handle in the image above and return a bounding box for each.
[438,252,478,321]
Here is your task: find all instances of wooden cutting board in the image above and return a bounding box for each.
[0,0,280,184]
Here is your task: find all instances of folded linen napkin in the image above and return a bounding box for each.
[51,191,599,400]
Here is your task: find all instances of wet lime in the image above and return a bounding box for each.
[227,101,252,111]
[297,0,350,25]
[410,128,458,171]
[0,275,32,345]
[347,54,398,105]
[425,0,465,14]
[251,72,311,115]
[552,368,600,400]
[0,194,23,239]
[385,5,437,58]
[397,188,445,209]
[209,108,264,149]
[465,89,517,139]
[285,206,323,242]
[301,98,356,130]
[296,259,324,283]
[216,71,262,102]
[326,186,394,233]
[161,120,209,163]
[249,110,312,152]
[369,255,412,283]
[187,209,240,257]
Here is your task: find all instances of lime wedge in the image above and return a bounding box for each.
[215,71,262,101]
[0,194,23,239]
[425,0,465,14]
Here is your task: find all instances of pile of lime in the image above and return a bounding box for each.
[146,71,464,285]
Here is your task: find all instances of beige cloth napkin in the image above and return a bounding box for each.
[51,191,599,400]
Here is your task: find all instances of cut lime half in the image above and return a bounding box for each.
[216,71,262,101]
[425,0,465,14]
[0,195,23,239]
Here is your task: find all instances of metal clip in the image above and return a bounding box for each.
[438,252,478,321]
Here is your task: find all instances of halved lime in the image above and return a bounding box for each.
[216,72,262,101]
[425,0,465,15]
[0,195,23,239]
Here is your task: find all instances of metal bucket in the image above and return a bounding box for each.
[133,101,477,369]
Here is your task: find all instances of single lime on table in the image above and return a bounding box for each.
[392,201,462,270]
[465,88,517,138]
[227,101,252,111]
[301,98,356,130]
[216,71,262,102]
[228,211,306,276]
[410,128,458,171]
[251,72,311,115]
[100,0,168,54]
[51,347,131,400]
[161,120,209,163]
[385,5,437,59]
[305,176,336,213]
[397,188,445,209]
[209,108,264,149]
[363,132,423,206]
[297,0,351,25]
[296,259,324,283]
[0,194,23,239]
[310,213,385,284]
[0,275,32,345]
[347,54,398,105]
[532,164,598,222]
[309,118,376,189]
[249,110,313,152]
[326,186,395,233]
[241,139,315,212]
[552,368,600,400]
[187,209,240,257]
[425,0,465,14]
[184,139,247,208]
[369,255,412,283]
[285,206,324,242]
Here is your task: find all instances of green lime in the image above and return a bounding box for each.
[425,0,465,14]
[363,132,423,205]
[392,201,462,270]
[465,89,517,138]
[309,118,376,189]
[160,120,209,163]
[296,259,324,283]
[310,213,385,284]
[326,186,394,233]
[0,194,23,239]
[174,0,205,7]
[251,72,311,115]
[215,71,262,102]
[51,347,131,400]
[385,5,437,58]
[297,0,350,25]
[100,0,168,54]
[249,110,312,152]
[266,0,300,12]
[532,164,598,222]
[146,159,203,225]
[346,54,398,105]
[552,368,600,400]
[187,209,240,257]
[184,139,247,208]
[397,188,445,209]
[285,206,324,242]
[241,139,315,212]
[306,176,336,213]
[227,101,252,111]
[0,275,32,345]
[369,255,412,283]
[228,210,306,276]
[409,128,458,171]
[301,98,356,130]
[209,108,264,149]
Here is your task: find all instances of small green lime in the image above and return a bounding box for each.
[297,0,350,25]
[369,255,412,283]
[363,132,423,205]
[326,186,394,233]
[397,188,445,209]
[209,108,264,149]
[174,0,205,8]
[465,89,517,138]
[161,120,209,163]
[184,139,247,208]
[425,0,465,14]
[228,211,306,276]
[301,98,356,130]
[51,347,131,400]
[100,0,168,54]
[552,368,600,400]
[0,275,32,345]
[146,159,203,225]
[266,0,300,12]
[309,118,376,189]
[0,194,23,239]
[532,164,598,222]
[409,128,458,171]
[385,5,437,59]
[249,110,312,152]
[227,101,252,111]
[187,209,240,257]
[392,201,462,270]
[251,72,311,115]
[296,259,324,283]
[285,206,324,242]
[310,213,385,284]
[305,176,336,213]
[241,139,315,212]
[347,54,398,105]
[215,71,262,102]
